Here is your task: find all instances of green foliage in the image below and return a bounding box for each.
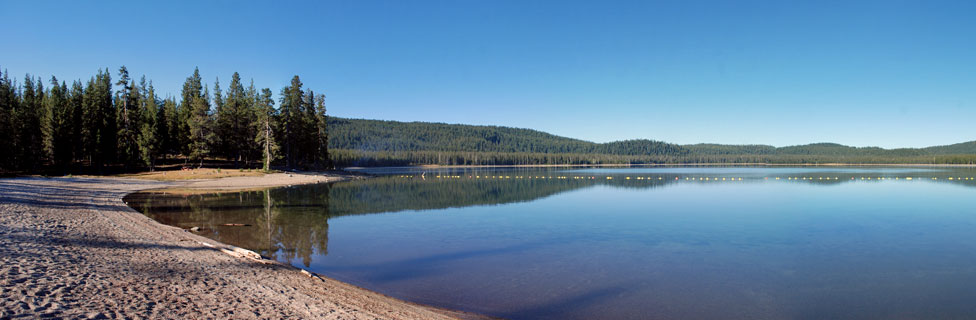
[115,66,141,167]
[177,68,203,157]
[136,80,160,169]
[16,75,48,171]
[0,68,18,170]
[924,141,976,155]
[160,98,180,157]
[0,67,332,173]
[48,77,73,172]
[314,94,329,168]
[187,84,214,165]
[327,118,976,167]
[81,68,116,169]
[254,88,279,171]
[215,72,257,165]
[327,118,686,166]
[278,76,305,167]
[275,76,330,169]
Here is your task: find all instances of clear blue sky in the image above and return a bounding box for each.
[2,1,974,148]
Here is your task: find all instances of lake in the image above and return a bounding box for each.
[125,166,976,319]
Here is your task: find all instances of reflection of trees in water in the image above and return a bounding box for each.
[127,187,332,267]
[263,187,331,267]
[125,169,976,267]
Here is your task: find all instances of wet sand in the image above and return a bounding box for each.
[0,174,483,319]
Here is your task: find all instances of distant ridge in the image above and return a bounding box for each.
[327,117,976,166]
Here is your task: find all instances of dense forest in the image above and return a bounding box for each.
[0,66,330,174]
[328,118,976,166]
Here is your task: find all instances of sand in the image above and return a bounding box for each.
[0,174,482,319]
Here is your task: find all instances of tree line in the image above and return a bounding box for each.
[0,66,330,174]
[328,118,976,166]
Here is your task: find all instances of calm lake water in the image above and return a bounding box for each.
[126,167,976,319]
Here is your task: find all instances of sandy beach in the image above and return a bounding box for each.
[0,173,479,319]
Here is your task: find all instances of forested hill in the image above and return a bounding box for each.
[327,118,684,155]
[923,141,976,155]
[687,141,976,156]
[328,118,976,166]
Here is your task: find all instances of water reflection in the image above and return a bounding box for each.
[127,188,331,267]
[127,167,976,267]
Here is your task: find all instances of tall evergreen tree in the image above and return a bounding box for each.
[314,93,329,168]
[243,80,260,164]
[302,89,318,166]
[254,88,279,171]
[48,77,73,172]
[137,79,159,169]
[0,68,18,171]
[212,77,224,157]
[216,72,252,166]
[115,66,141,167]
[160,97,179,157]
[279,76,305,168]
[178,68,203,160]
[16,75,47,171]
[187,84,214,166]
[82,68,116,169]
[68,80,84,170]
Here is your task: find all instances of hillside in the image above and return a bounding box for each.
[327,118,976,166]
[924,141,976,155]
[327,118,683,156]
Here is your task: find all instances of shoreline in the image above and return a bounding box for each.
[0,173,488,319]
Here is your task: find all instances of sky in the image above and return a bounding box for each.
[2,0,975,148]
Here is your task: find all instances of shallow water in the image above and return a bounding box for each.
[126,166,976,319]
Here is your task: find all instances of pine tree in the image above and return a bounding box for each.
[187,84,213,166]
[48,77,73,172]
[83,68,116,169]
[216,72,251,166]
[212,76,225,158]
[17,75,47,171]
[155,96,172,159]
[254,88,279,171]
[279,76,305,168]
[302,89,318,166]
[137,79,159,169]
[68,80,84,170]
[0,68,18,171]
[161,98,180,157]
[116,66,141,167]
[314,93,329,169]
[243,80,260,165]
[178,68,203,160]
